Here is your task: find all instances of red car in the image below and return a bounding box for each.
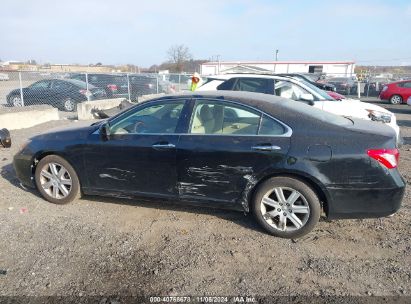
[379,80,411,104]
[327,91,346,100]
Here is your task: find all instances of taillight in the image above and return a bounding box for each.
[367,149,399,169]
[107,84,118,91]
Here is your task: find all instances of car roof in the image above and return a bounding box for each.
[153,90,353,130]
[60,78,96,88]
[204,73,305,82]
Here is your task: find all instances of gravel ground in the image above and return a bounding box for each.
[0,100,411,300]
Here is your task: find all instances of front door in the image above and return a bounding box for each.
[177,98,291,205]
[84,99,188,198]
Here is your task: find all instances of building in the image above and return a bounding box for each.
[201,60,356,77]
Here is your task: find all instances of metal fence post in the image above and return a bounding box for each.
[156,76,159,94]
[357,81,361,99]
[18,71,25,106]
[127,73,131,101]
[85,73,90,101]
[178,74,181,92]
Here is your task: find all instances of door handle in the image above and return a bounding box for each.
[152,143,176,150]
[251,145,281,152]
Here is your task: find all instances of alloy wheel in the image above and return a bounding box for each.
[64,99,75,111]
[390,95,402,104]
[39,162,72,199]
[12,96,23,107]
[260,187,310,232]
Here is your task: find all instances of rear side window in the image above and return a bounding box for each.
[52,81,72,91]
[232,78,274,94]
[217,78,237,90]
[190,99,288,136]
[404,82,411,88]
[259,115,286,135]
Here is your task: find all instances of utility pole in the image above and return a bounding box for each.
[216,55,221,74]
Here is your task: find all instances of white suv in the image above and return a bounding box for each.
[197,74,401,144]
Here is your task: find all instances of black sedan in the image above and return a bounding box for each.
[7,79,107,111]
[13,91,405,238]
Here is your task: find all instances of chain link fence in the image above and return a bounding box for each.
[0,70,410,113]
[0,71,192,112]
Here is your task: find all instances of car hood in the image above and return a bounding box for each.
[316,99,393,120]
[30,122,98,142]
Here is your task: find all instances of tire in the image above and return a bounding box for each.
[8,95,23,107]
[34,155,80,204]
[63,98,76,112]
[389,95,403,105]
[251,176,321,239]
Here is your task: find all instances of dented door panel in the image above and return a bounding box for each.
[176,135,290,205]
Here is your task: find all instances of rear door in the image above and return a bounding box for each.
[176,98,291,205]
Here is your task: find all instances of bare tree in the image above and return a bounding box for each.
[167,45,192,73]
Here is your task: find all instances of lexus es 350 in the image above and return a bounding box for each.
[13,91,405,238]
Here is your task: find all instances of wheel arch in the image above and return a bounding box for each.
[31,151,84,187]
[247,171,330,217]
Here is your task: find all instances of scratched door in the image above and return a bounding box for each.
[176,99,290,206]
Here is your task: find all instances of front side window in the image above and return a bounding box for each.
[404,82,411,88]
[274,80,313,101]
[30,81,51,89]
[110,101,184,135]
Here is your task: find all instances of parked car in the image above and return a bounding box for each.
[327,91,346,100]
[13,91,405,238]
[323,77,356,95]
[0,73,10,81]
[276,73,336,92]
[197,74,401,144]
[6,79,107,111]
[69,73,129,99]
[363,78,392,97]
[128,74,175,101]
[379,80,411,104]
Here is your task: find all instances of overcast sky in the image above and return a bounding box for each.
[1,0,410,67]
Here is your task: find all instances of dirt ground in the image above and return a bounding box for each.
[0,99,410,301]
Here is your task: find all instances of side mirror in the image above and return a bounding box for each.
[99,122,111,141]
[0,128,11,148]
[300,93,315,105]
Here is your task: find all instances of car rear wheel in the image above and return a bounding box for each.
[390,95,403,104]
[63,98,76,112]
[9,95,23,107]
[34,155,80,204]
[252,176,321,239]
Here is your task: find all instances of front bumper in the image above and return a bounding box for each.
[13,154,35,188]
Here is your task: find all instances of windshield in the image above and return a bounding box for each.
[296,79,334,101]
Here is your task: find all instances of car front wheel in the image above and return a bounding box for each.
[389,95,403,104]
[8,95,23,107]
[34,155,80,204]
[252,176,321,239]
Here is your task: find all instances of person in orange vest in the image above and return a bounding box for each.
[190,72,202,91]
